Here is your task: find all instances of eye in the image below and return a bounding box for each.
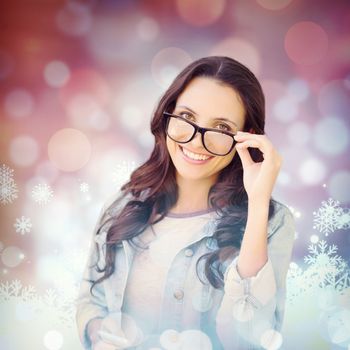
[179,112,195,121]
[216,123,232,132]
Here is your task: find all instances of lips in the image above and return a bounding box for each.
[179,146,213,163]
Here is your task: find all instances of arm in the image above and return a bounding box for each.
[216,202,295,348]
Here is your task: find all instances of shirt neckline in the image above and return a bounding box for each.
[165,207,216,218]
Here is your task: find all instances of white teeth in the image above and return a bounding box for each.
[181,147,211,161]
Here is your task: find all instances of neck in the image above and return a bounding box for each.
[171,174,216,214]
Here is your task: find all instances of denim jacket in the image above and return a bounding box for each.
[75,194,295,350]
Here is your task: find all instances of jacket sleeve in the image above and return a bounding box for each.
[215,202,295,349]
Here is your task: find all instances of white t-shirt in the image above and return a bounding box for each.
[121,208,217,334]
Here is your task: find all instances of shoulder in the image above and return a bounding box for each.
[267,199,295,238]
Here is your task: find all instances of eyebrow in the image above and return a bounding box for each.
[175,105,239,127]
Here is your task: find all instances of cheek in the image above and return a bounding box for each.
[166,136,176,157]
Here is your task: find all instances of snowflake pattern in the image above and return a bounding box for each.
[0,279,76,326]
[31,183,53,205]
[287,239,350,304]
[112,160,136,189]
[79,182,89,193]
[313,198,344,236]
[13,216,32,235]
[0,163,19,205]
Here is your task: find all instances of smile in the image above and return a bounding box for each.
[180,146,213,161]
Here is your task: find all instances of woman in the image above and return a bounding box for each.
[76,56,295,350]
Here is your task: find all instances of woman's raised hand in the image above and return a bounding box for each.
[234,131,282,201]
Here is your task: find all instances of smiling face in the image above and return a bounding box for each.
[166,76,246,186]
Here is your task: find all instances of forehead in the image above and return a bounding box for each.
[175,77,245,126]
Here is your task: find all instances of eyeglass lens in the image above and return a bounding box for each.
[167,116,235,155]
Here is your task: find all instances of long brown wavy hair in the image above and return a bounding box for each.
[90,56,276,295]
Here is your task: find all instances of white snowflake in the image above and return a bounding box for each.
[304,240,349,290]
[313,198,343,236]
[79,182,89,193]
[0,163,19,205]
[112,160,136,188]
[13,216,32,235]
[0,279,76,326]
[338,208,350,230]
[31,183,53,205]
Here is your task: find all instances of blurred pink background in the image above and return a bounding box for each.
[0,0,349,349]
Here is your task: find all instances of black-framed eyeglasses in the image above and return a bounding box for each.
[163,112,238,156]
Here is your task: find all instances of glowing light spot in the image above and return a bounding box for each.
[313,117,349,156]
[328,171,350,204]
[137,17,159,41]
[43,330,63,350]
[120,105,144,131]
[211,38,260,75]
[9,135,39,167]
[4,89,34,118]
[287,122,310,146]
[318,79,350,118]
[48,128,91,172]
[257,0,293,11]
[1,246,24,267]
[276,171,290,186]
[298,158,326,185]
[160,329,181,349]
[284,21,328,65]
[180,329,212,349]
[273,96,298,123]
[310,234,319,244]
[44,60,70,87]
[151,47,192,89]
[287,79,310,102]
[260,329,283,349]
[176,0,226,27]
[56,2,91,37]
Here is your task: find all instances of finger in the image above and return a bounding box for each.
[235,137,273,160]
[235,143,254,167]
[234,131,271,145]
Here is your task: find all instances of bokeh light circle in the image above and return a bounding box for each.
[298,157,326,185]
[9,135,39,167]
[160,329,181,349]
[284,21,328,65]
[313,117,349,156]
[318,79,350,118]
[310,234,319,244]
[43,330,63,350]
[151,47,192,89]
[287,79,310,102]
[211,38,261,75]
[44,61,70,88]
[1,246,24,267]
[137,17,159,41]
[273,96,298,123]
[48,128,91,172]
[56,2,92,37]
[176,0,226,27]
[287,121,310,146]
[179,329,212,350]
[257,0,293,10]
[4,88,34,118]
[260,329,283,350]
[328,171,350,204]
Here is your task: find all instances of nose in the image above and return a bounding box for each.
[189,130,204,149]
